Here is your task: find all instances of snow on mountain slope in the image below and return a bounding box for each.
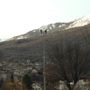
[67,16,90,29]
[8,23,68,40]
[39,23,67,31]
[7,16,90,41]
[7,34,29,41]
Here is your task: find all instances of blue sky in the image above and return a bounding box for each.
[0,0,90,40]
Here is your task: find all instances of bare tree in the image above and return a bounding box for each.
[48,35,90,90]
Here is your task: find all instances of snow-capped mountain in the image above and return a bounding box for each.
[8,16,90,41]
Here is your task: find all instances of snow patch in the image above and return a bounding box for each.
[8,35,28,40]
[52,24,55,28]
[49,26,52,30]
[59,24,66,27]
[16,36,28,40]
[39,25,48,30]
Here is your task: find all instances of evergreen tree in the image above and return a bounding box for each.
[22,74,33,90]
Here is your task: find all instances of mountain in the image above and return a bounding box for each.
[0,17,90,71]
[8,16,90,41]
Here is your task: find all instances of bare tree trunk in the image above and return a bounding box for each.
[66,83,75,90]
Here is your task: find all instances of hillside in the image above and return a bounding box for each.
[0,24,90,64]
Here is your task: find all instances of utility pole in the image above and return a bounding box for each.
[40,29,47,90]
